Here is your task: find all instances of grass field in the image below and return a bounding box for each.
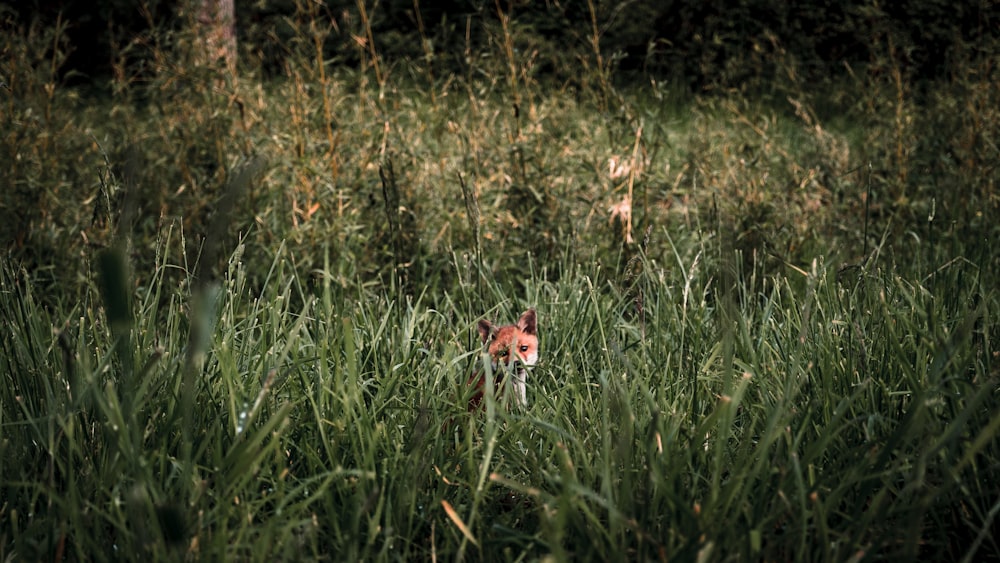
[2,5,999,561]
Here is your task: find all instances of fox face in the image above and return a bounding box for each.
[467,308,538,410]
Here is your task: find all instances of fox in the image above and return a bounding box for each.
[466,308,538,411]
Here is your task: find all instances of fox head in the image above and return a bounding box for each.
[478,308,538,370]
[473,308,538,407]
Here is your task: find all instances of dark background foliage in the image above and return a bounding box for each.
[9,0,996,89]
[2,0,997,306]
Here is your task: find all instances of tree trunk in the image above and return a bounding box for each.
[195,0,236,73]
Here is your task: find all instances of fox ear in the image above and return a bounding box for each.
[517,309,537,335]
[477,319,494,343]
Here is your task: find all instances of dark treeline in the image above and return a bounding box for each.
[7,0,996,90]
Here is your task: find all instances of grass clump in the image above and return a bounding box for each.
[2,227,997,560]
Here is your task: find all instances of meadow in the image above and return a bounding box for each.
[2,3,999,561]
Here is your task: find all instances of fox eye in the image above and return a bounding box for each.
[519,345,529,353]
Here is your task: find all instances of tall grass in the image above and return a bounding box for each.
[2,218,997,560]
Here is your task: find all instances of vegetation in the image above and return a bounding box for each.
[1,1,998,560]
